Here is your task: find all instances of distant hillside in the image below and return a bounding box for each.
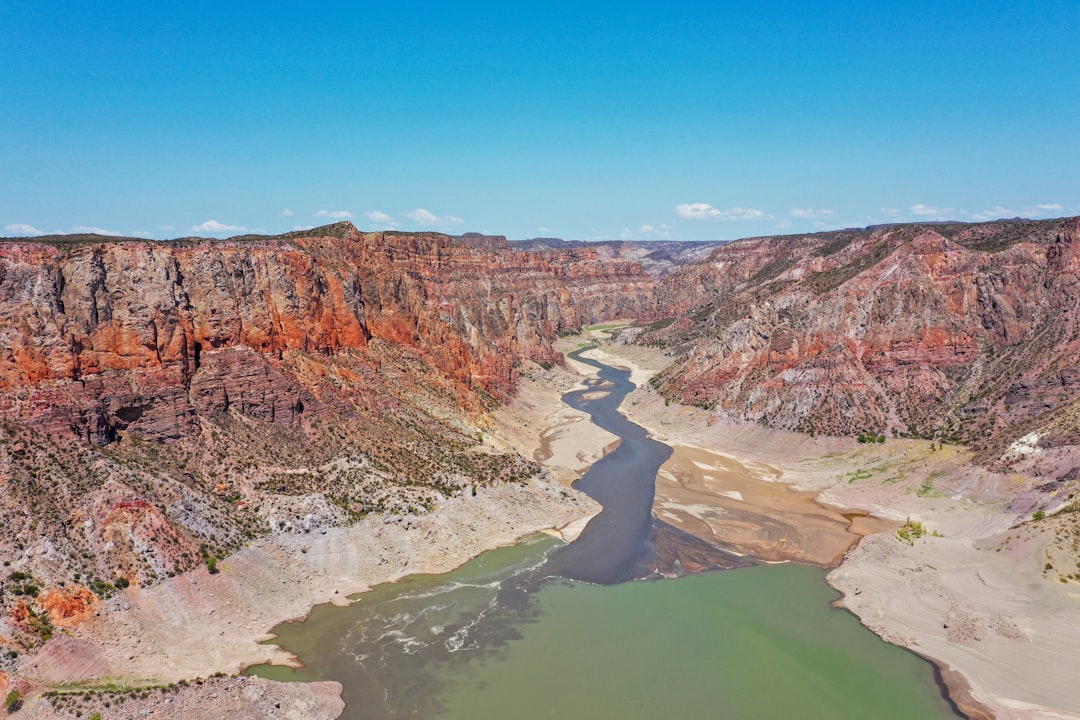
[511,238,727,278]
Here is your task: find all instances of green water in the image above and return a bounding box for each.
[249,537,958,720]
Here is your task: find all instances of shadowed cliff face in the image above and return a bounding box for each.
[638,217,1080,474]
[0,223,654,445]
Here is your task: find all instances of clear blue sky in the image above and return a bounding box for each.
[2,1,1078,241]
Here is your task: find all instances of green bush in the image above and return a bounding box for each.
[897,517,926,545]
[856,431,886,444]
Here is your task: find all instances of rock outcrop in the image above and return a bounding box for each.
[636,217,1080,473]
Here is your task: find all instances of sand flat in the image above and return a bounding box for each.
[656,442,894,566]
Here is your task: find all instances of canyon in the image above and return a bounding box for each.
[1,217,1080,719]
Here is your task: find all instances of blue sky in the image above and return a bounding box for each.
[2,1,1078,241]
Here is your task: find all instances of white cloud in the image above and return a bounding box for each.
[314,210,355,219]
[909,204,955,218]
[406,208,464,227]
[774,219,793,230]
[72,225,125,236]
[292,225,315,232]
[675,203,720,220]
[365,210,400,228]
[1022,203,1065,217]
[971,206,1016,221]
[675,203,771,221]
[639,223,671,237]
[879,208,901,217]
[280,208,294,217]
[159,225,175,231]
[193,220,247,234]
[4,223,44,236]
[790,208,836,219]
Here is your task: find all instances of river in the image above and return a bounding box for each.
[247,348,962,719]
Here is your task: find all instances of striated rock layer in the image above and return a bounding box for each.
[0,223,654,445]
[637,217,1080,474]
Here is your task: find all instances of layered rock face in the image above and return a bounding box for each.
[638,217,1080,472]
[0,223,653,445]
[0,223,654,639]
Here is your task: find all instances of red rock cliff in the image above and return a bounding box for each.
[0,223,654,444]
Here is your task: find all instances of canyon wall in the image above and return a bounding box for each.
[637,217,1080,475]
[0,223,653,445]
[0,223,654,644]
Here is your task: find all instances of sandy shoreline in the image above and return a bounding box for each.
[584,338,1080,720]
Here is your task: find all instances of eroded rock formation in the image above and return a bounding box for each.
[638,217,1080,473]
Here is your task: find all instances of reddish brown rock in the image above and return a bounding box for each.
[39,585,99,628]
[0,224,655,444]
[642,217,1080,468]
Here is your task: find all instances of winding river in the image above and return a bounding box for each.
[248,348,962,719]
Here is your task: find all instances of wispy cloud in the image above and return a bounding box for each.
[879,208,902,218]
[406,208,464,227]
[365,210,400,228]
[73,225,126,236]
[314,210,355,219]
[971,206,1015,221]
[193,220,247,234]
[790,208,835,219]
[909,204,955,219]
[4,223,43,236]
[280,208,294,217]
[675,203,771,221]
[1022,203,1064,217]
[292,224,314,232]
[639,223,670,237]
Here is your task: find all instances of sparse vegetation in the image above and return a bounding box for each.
[846,469,873,483]
[897,517,927,544]
[5,689,21,712]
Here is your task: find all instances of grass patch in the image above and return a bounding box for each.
[846,469,874,483]
[586,321,631,332]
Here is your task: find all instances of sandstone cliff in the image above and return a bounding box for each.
[635,217,1080,475]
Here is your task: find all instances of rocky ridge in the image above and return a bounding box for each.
[632,217,1080,479]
